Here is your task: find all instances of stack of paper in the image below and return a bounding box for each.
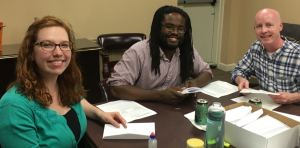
[231,93,281,110]
[200,80,238,98]
[240,88,280,95]
[97,100,157,122]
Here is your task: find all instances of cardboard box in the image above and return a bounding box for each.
[224,102,300,148]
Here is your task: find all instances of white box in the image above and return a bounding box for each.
[224,102,300,148]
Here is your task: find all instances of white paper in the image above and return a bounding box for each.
[103,122,155,139]
[200,80,238,98]
[97,100,157,122]
[225,106,252,122]
[231,93,281,110]
[184,111,207,131]
[235,109,263,127]
[240,88,280,95]
[273,111,300,122]
[180,87,201,94]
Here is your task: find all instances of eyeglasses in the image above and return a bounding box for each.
[161,24,186,33]
[34,41,72,51]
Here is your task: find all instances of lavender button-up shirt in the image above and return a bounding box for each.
[107,40,212,90]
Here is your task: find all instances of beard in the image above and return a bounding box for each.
[159,32,185,51]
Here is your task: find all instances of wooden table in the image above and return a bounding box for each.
[82,91,300,148]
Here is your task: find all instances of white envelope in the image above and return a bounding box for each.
[103,122,155,139]
[180,87,202,94]
[225,106,252,122]
[236,109,263,127]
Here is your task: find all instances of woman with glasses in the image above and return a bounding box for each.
[0,16,127,148]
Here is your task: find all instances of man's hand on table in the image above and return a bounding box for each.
[99,112,127,128]
[159,87,187,105]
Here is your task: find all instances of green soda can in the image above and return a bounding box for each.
[248,97,262,107]
[195,99,208,125]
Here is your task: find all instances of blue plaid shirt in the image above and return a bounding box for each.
[231,37,300,93]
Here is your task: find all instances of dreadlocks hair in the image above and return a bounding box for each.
[149,5,194,83]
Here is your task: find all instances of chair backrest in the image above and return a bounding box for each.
[97,33,146,79]
[281,23,300,41]
[99,78,118,102]
[97,33,146,50]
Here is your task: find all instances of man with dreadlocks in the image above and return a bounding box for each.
[107,5,213,104]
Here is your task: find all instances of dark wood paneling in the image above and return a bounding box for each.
[0,58,17,98]
[76,50,101,104]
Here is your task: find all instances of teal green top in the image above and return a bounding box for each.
[0,86,87,148]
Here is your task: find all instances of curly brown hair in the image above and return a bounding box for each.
[8,16,86,107]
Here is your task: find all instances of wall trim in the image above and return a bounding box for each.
[218,63,236,71]
[211,0,224,65]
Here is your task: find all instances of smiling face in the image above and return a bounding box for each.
[159,12,185,51]
[33,26,71,78]
[254,9,283,51]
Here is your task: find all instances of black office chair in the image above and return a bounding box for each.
[99,78,118,102]
[97,33,146,79]
[281,23,300,42]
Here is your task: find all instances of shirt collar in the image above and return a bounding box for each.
[159,47,180,59]
[259,36,287,57]
[273,36,288,57]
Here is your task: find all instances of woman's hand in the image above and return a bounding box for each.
[81,99,127,128]
[99,112,127,128]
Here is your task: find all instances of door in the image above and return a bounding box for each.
[178,3,215,62]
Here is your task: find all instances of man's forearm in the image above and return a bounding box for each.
[110,85,162,101]
[234,76,245,85]
[194,71,212,87]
